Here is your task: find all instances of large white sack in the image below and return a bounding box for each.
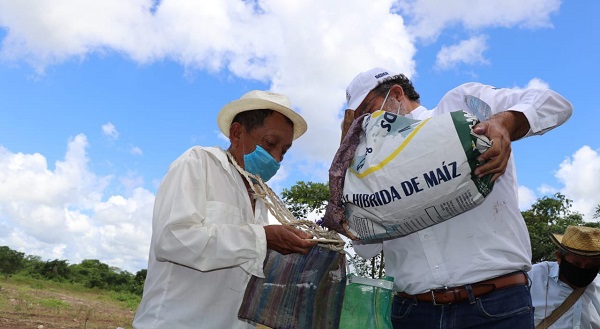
[342,110,493,240]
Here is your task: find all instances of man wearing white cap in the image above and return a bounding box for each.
[529,226,600,328]
[344,68,573,328]
[133,90,317,328]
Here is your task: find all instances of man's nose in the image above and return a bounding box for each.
[272,149,283,162]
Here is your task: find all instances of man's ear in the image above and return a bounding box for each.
[389,84,405,101]
[556,251,562,263]
[229,122,243,147]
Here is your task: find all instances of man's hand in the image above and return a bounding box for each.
[264,225,318,255]
[472,111,529,182]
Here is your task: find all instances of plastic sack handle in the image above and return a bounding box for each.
[347,275,394,290]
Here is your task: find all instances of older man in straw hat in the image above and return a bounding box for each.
[133,90,317,329]
[529,225,600,328]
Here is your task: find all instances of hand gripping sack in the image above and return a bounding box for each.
[238,246,346,329]
[323,110,493,240]
[339,274,394,329]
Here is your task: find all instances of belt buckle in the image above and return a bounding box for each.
[430,286,448,306]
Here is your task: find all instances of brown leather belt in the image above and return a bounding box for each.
[396,272,527,305]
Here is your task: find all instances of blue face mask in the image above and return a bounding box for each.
[244,145,281,182]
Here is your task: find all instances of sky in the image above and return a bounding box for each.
[0,0,599,274]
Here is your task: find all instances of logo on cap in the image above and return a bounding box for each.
[375,72,389,79]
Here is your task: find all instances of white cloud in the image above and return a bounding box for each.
[119,171,146,192]
[0,0,158,73]
[0,0,412,174]
[267,164,290,194]
[102,122,119,140]
[525,78,550,90]
[518,185,537,211]
[435,35,489,70]
[396,0,560,42]
[0,136,153,272]
[538,184,559,195]
[555,145,600,221]
[130,146,143,155]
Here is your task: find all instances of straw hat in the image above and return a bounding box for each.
[218,90,307,140]
[550,225,600,257]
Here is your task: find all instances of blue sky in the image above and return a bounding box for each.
[0,0,598,273]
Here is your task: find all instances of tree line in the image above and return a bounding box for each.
[1,182,599,290]
[0,248,146,295]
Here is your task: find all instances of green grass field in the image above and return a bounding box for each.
[0,275,139,329]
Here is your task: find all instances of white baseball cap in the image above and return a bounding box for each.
[218,90,307,140]
[345,67,396,110]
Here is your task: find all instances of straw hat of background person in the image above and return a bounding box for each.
[218,90,307,140]
[550,225,600,257]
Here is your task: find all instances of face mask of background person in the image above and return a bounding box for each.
[558,254,600,287]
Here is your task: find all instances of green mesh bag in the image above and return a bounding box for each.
[339,274,394,329]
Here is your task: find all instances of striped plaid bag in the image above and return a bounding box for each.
[238,246,346,329]
[226,148,346,329]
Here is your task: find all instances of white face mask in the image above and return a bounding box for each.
[394,99,407,116]
[378,89,405,115]
[378,89,391,113]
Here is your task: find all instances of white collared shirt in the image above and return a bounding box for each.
[354,82,573,294]
[529,261,600,329]
[133,146,266,329]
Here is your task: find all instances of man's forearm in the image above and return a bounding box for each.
[489,111,530,141]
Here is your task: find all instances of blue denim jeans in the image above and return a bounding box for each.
[391,283,534,329]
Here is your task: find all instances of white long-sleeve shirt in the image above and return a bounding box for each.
[529,261,600,329]
[354,82,573,294]
[133,146,267,329]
